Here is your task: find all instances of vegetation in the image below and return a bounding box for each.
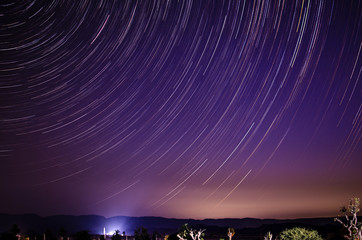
[227,228,235,240]
[335,197,362,240]
[264,231,272,240]
[59,227,68,239]
[2,200,361,240]
[112,230,122,240]
[44,229,57,240]
[26,230,43,240]
[177,224,192,240]
[135,226,151,240]
[279,227,323,240]
[0,224,20,240]
[10,224,20,236]
[73,230,91,240]
[177,224,205,240]
[152,232,161,240]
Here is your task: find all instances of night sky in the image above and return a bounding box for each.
[0,0,361,220]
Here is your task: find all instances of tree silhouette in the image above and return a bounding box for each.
[335,197,362,240]
[0,224,20,240]
[227,228,235,240]
[152,232,160,240]
[134,227,150,240]
[27,229,42,240]
[59,227,68,240]
[177,224,205,240]
[11,224,20,236]
[112,230,122,240]
[0,232,16,240]
[44,229,57,240]
[74,230,91,240]
[264,231,272,240]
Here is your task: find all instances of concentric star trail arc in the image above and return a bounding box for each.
[0,0,361,219]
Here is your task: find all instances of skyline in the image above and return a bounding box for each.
[0,0,361,220]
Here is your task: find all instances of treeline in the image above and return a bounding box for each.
[1,198,360,240]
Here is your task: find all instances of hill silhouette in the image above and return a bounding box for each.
[0,214,342,239]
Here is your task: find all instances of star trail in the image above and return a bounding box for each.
[0,0,361,219]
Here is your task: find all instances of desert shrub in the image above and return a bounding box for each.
[279,227,323,240]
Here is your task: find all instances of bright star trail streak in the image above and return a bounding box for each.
[0,0,361,220]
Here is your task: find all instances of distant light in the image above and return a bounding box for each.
[107,230,119,236]
[103,223,124,235]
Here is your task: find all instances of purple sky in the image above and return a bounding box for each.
[0,0,361,220]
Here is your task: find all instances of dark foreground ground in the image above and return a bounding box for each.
[0,214,352,240]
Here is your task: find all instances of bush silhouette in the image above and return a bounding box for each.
[279,227,323,240]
